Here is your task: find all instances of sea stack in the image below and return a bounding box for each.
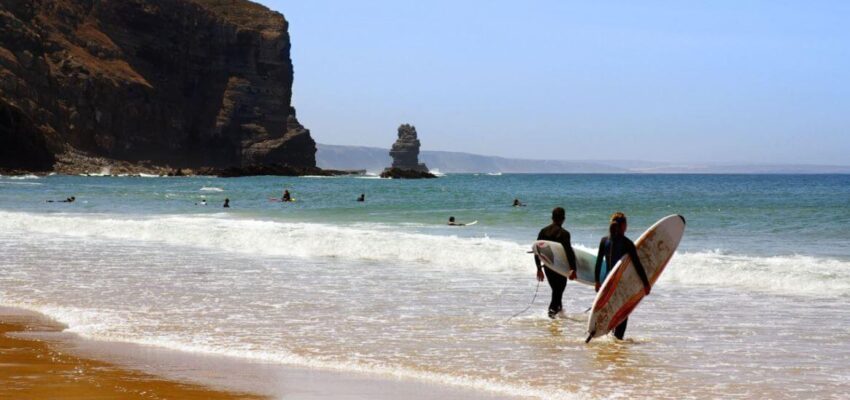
[381,124,436,179]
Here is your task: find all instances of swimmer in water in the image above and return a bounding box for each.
[447,216,471,226]
[47,196,75,203]
[223,198,230,208]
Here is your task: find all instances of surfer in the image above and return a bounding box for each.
[223,198,230,208]
[47,196,76,203]
[357,193,365,202]
[513,198,526,207]
[282,190,292,202]
[534,207,577,318]
[594,212,651,340]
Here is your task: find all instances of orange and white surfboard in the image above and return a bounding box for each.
[586,214,686,342]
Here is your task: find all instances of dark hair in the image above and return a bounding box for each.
[449,216,455,222]
[552,207,565,222]
[609,212,627,238]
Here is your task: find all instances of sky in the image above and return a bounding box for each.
[259,1,850,165]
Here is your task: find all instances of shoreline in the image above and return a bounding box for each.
[0,306,516,400]
[0,306,264,399]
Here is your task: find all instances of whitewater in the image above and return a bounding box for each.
[1,173,848,399]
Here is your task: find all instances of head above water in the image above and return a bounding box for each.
[449,216,455,222]
[551,207,565,225]
[609,211,628,237]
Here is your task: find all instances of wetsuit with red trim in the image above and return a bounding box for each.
[594,235,650,339]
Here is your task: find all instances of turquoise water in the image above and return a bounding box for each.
[1,173,849,399]
[4,173,850,257]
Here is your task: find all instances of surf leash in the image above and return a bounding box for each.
[506,280,541,322]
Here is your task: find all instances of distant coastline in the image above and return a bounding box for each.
[317,143,850,174]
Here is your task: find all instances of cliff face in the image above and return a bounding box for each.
[0,0,316,172]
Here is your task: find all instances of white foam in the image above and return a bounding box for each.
[5,302,583,400]
[200,187,224,192]
[1,211,848,298]
[0,211,529,275]
[661,250,850,297]
[8,174,40,180]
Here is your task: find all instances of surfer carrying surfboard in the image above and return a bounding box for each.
[534,207,577,319]
[593,212,651,339]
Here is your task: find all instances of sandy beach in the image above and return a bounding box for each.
[0,306,514,400]
[0,307,264,399]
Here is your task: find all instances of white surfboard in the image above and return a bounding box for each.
[586,214,686,342]
[532,241,606,286]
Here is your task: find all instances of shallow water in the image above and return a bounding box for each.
[1,174,848,399]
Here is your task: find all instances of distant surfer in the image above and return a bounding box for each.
[357,193,365,202]
[534,207,577,319]
[282,189,292,202]
[47,196,75,203]
[223,198,230,208]
[593,212,651,340]
[513,198,526,207]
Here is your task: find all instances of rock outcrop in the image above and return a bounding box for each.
[0,0,316,174]
[381,124,435,179]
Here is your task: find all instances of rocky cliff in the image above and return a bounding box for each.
[0,0,316,173]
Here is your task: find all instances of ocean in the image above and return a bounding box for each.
[1,173,848,399]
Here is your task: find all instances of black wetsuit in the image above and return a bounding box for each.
[594,235,650,339]
[536,224,577,317]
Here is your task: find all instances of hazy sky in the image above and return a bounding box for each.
[260,1,849,164]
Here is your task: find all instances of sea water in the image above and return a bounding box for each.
[1,174,848,399]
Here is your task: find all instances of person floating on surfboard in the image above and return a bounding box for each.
[593,212,651,340]
[513,198,526,207]
[357,193,365,202]
[47,196,75,203]
[534,207,577,319]
[282,190,292,202]
[223,198,230,208]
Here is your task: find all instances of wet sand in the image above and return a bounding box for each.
[0,307,263,399]
[0,307,515,400]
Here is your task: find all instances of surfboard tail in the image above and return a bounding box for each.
[585,331,595,343]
